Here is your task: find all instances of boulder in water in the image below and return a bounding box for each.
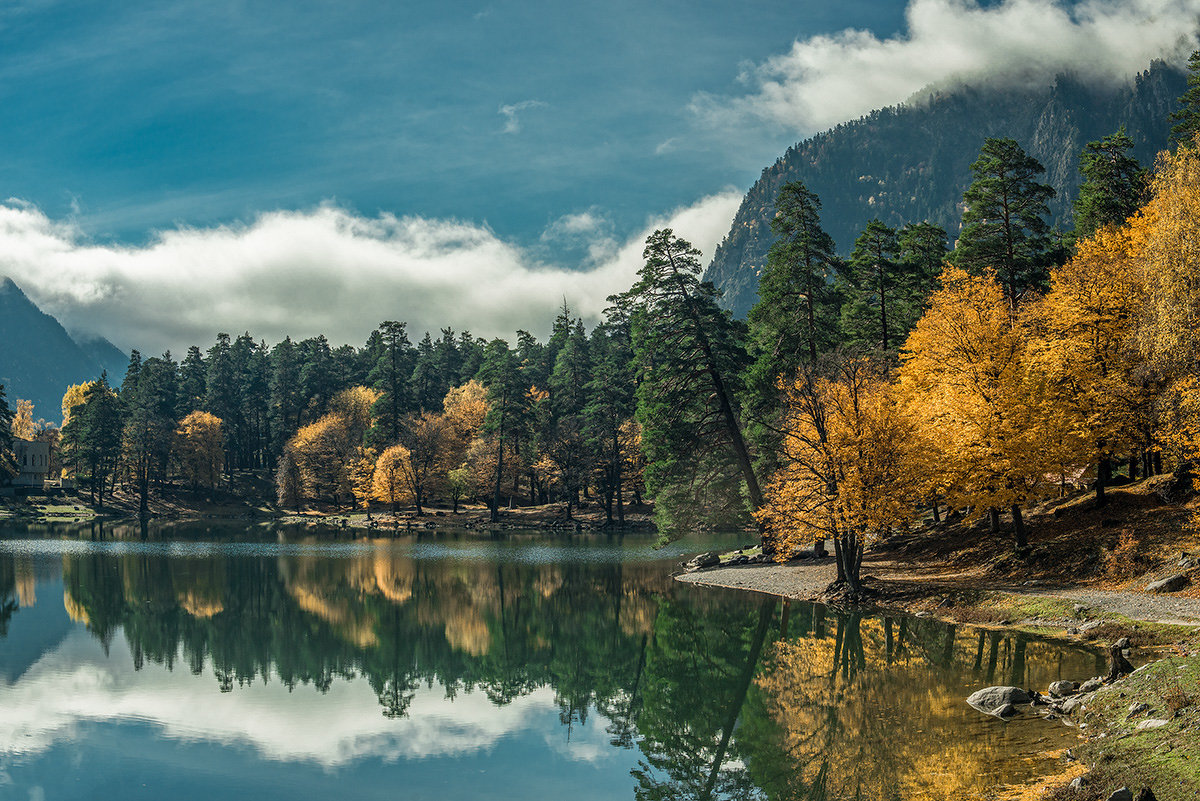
[967,686,1030,714]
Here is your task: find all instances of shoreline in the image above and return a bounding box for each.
[678,560,1200,800]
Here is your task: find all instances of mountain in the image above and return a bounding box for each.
[0,277,128,424]
[704,62,1186,317]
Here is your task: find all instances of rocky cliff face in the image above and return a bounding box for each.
[704,62,1185,317]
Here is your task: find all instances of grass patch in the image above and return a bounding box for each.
[1057,655,1200,800]
[1079,620,1200,650]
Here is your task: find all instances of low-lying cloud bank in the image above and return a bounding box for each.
[0,190,741,354]
[696,0,1200,133]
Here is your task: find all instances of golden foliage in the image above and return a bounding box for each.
[442,380,489,441]
[60,382,93,426]
[1133,138,1200,372]
[758,359,919,559]
[11,399,36,440]
[175,411,225,490]
[373,444,414,510]
[281,391,378,506]
[898,267,1043,514]
[330,386,381,442]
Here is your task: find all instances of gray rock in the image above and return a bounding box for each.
[1080,620,1102,632]
[687,552,720,570]
[1135,718,1169,730]
[1106,789,1133,801]
[1146,573,1190,593]
[1068,776,1086,791]
[1079,678,1103,693]
[967,686,1031,713]
[1049,680,1078,698]
[1062,697,1083,714]
[994,703,1018,718]
[1128,701,1149,716]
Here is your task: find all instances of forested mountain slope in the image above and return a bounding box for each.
[705,62,1185,317]
[0,277,127,423]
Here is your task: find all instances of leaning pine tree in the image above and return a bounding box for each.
[620,229,765,544]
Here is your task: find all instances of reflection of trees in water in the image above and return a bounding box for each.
[632,595,777,801]
[53,542,677,725]
[6,536,1104,801]
[0,556,16,637]
[739,605,1100,801]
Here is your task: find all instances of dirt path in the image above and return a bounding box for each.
[677,560,1200,626]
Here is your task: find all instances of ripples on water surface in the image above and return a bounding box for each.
[0,521,1100,800]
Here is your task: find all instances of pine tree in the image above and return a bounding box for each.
[1170,49,1200,146]
[476,339,523,521]
[622,229,763,541]
[895,221,948,335]
[547,318,592,512]
[839,219,901,351]
[62,374,123,508]
[0,385,15,484]
[177,346,206,419]
[953,138,1055,301]
[584,311,636,525]
[367,321,412,446]
[269,337,302,458]
[1074,127,1148,239]
[745,181,841,477]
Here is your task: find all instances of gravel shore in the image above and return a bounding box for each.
[676,561,1200,625]
[676,559,837,599]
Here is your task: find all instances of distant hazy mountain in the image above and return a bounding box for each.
[0,277,127,424]
[704,62,1186,317]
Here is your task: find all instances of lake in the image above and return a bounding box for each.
[0,521,1102,800]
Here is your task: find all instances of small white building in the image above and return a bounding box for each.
[12,440,50,487]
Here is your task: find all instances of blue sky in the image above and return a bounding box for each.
[0,0,903,248]
[0,0,1194,352]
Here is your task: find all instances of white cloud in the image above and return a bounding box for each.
[0,191,742,354]
[0,629,624,768]
[498,99,547,134]
[694,0,1200,134]
[654,137,679,155]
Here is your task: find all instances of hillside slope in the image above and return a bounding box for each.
[0,277,127,423]
[705,63,1185,317]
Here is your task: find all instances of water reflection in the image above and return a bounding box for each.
[0,526,1099,800]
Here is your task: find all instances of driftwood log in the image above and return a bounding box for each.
[1106,636,1135,683]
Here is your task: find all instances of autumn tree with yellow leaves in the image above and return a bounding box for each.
[898,267,1043,546]
[176,411,225,492]
[1130,138,1200,462]
[758,357,920,591]
[279,386,380,508]
[372,444,413,514]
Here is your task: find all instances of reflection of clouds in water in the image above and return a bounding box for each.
[542,722,615,765]
[0,629,618,768]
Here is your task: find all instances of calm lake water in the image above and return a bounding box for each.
[0,521,1103,800]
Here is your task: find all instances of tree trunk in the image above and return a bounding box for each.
[1011,504,1028,549]
[701,597,776,801]
[1128,454,1138,481]
[989,507,1001,536]
[1105,638,1134,682]
[616,473,625,526]
[832,534,847,584]
[1096,456,1111,507]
